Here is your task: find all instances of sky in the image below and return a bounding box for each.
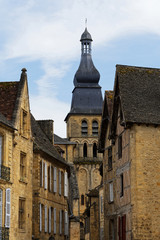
[1,0,160,137]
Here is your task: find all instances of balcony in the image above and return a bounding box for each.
[0,165,10,182]
[0,227,9,240]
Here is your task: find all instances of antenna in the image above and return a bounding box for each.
[85,18,87,28]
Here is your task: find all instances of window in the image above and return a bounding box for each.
[93,143,97,158]
[118,215,126,240]
[92,121,98,135]
[118,135,122,159]
[20,152,26,181]
[40,161,43,187]
[59,210,62,235]
[83,143,87,158]
[108,146,112,170]
[48,165,51,191]
[109,219,115,240]
[120,174,124,197]
[81,120,88,136]
[21,109,27,136]
[49,206,51,233]
[81,194,84,205]
[0,136,2,169]
[109,182,113,203]
[19,198,25,229]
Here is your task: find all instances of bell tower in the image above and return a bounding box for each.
[65,28,103,218]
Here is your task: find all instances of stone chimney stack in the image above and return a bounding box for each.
[37,120,54,144]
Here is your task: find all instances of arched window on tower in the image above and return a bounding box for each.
[93,143,97,158]
[83,143,87,158]
[92,121,98,135]
[81,120,88,136]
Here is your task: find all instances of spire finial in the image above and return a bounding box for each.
[85,18,87,29]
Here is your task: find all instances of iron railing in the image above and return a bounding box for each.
[0,165,10,182]
[0,227,9,240]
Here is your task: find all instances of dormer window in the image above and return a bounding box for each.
[92,121,98,135]
[21,109,28,136]
[81,120,88,136]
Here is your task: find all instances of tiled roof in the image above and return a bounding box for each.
[31,114,70,167]
[0,82,19,121]
[116,65,160,125]
[54,134,76,145]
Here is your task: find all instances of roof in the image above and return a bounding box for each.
[0,112,15,129]
[54,134,76,145]
[87,188,99,197]
[117,65,160,124]
[31,114,70,167]
[80,28,92,41]
[0,81,19,121]
[98,91,113,151]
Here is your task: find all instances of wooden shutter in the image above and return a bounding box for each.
[45,205,47,232]
[0,136,2,177]
[5,188,10,228]
[49,206,51,233]
[118,216,122,240]
[39,203,42,232]
[59,210,62,235]
[44,162,47,190]
[64,171,68,197]
[54,168,57,193]
[0,189,2,227]
[54,208,56,234]
[50,165,52,191]
[59,170,61,195]
[122,215,126,240]
[109,182,113,202]
[64,211,68,235]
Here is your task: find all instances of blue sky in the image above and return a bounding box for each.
[1,0,160,137]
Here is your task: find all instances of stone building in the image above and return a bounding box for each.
[0,69,33,240]
[64,28,103,238]
[99,65,160,240]
[31,118,70,240]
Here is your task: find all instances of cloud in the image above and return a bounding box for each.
[1,0,160,136]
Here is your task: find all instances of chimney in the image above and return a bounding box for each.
[37,120,54,144]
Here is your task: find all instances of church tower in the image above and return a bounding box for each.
[65,28,103,217]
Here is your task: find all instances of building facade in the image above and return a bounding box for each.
[99,65,160,240]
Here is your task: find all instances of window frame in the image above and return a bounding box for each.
[19,197,25,230]
[81,120,88,136]
[92,120,98,136]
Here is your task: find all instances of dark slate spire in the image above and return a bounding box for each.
[65,28,103,121]
[74,28,100,87]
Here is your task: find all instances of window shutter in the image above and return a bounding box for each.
[5,188,11,228]
[41,160,43,187]
[54,168,57,193]
[39,203,42,232]
[0,136,2,177]
[118,216,121,240]
[49,206,51,233]
[50,165,52,191]
[54,208,56,234]
[45,205,47,232]
[64,171,68,197]
[45,163,47,190]
[109,182,113,202]
[0,189,2,227]
[64,211,68,236]
[59,170,61,195]
[59,210,62,235]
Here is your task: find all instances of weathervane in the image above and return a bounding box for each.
[85,18,87,28]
